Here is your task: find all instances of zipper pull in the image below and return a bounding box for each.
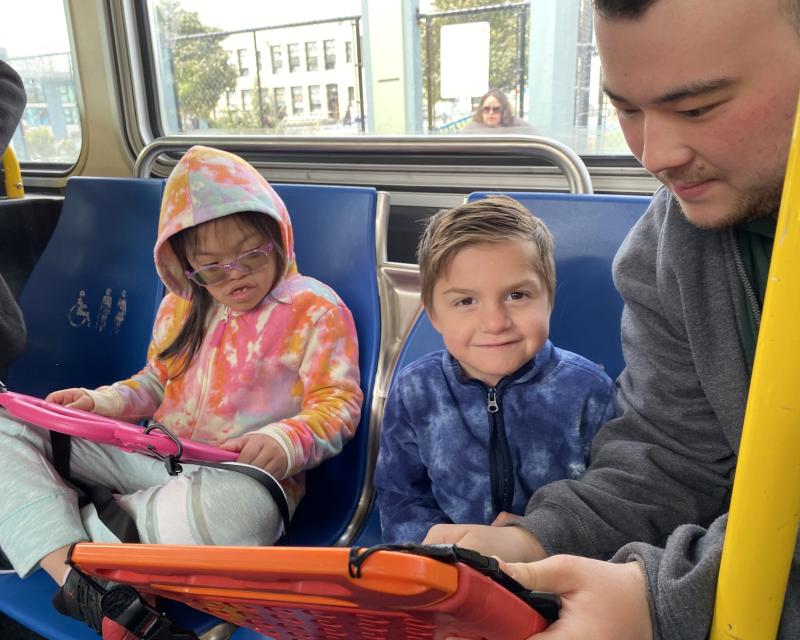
[487,387,499,413]
[210,309,229,348]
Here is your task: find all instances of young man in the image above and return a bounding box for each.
[374,196,615,543]
[427,1,800,638]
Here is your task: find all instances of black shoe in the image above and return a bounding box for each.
[0,547,11,571]
[52,568,109,633]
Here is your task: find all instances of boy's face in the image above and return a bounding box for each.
[188,216,277,312]
[429,240,551,387]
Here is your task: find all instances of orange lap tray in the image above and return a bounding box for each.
[70,543,549,639]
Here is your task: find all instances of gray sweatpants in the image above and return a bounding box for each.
[0,411,283,577]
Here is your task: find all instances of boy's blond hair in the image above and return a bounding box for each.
[417,196,556,310]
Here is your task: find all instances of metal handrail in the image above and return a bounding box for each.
[134,135,593,194]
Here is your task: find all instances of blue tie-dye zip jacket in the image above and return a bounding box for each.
[375,340,616,543]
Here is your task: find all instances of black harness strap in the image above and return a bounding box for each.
[50,431,142,543]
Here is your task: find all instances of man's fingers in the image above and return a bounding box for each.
[423,524,471,545]
[503,555,582,594]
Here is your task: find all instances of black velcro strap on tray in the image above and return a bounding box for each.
[101,585,199,640]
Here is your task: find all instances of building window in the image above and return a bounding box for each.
[241,89,251,110]
[237,49,249,76]
[63,105,79,126]
[270,45,283,73]
[274,87,286,116]
[58,84,76,103]
[348,86,355,104]
[305,42,318,72]
[226,90,236,109]
[323,40,336,70]
[288,43,300,72]
[308,85,321,114]
[24,79,45,103]
[345,41,353,64]
[291,86,304,114]
[326,84,339,119]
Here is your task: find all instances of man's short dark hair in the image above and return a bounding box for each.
[594,0,800,31]
[592,0,657,18]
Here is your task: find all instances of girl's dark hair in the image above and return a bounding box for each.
[473,89,516,126]
[157,211,285,377]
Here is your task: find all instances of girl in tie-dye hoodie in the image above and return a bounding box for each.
[0,145,362,635]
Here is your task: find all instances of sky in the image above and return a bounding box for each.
[0,0,70,58]
[179,0,363,32]
[0,0,367,59]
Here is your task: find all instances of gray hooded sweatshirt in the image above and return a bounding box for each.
[520,186,799,639]
[0,59,27,378]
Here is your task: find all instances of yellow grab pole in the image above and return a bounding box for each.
[2,146,24,198]
[710,97,800,638]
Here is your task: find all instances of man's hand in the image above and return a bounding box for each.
[491,511,524,526]
[448,556,652,640]
[423,523,546,563]
[220,433,288,478]
[46,388,94,411]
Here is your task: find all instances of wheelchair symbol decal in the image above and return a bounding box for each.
[68,288,128,333]
[68,290,92,327]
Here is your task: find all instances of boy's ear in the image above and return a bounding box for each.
[426,304,442,333]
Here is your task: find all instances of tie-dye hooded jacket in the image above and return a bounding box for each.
[85,145,363,508]
[374,342,615,543]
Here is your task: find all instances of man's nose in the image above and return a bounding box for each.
[640,113,694,177]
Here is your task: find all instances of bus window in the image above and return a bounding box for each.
[0,0,82,165]
[143,0,629,156]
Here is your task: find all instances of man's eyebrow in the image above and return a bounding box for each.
[603,78,734,106]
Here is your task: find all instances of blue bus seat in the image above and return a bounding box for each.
[7,176,165,396]
[1,177,166,640]
[272,183,381,547]
[394,192,651,381]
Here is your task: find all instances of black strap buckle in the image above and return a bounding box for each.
[143,422,184,476]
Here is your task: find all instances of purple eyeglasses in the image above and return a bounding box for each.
[185,242,274,286]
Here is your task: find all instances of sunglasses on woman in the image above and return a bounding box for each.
[185,242,274,286]
[482,105,502,114]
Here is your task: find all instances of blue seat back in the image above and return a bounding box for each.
[395,193,651,381]
[7,177,165,397]
[1,177,165,640]
[273,183,381,546]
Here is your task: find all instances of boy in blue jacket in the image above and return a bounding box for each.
[375,196,616,543]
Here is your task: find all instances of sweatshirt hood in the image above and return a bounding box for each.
[154,145,296,298]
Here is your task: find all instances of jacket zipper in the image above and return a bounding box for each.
[486,386,514,514]
[189,307,229,436]
[729,228,762,329]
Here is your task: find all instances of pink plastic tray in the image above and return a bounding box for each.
[0,389,236,462]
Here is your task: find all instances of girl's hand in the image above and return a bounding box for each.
[45,388,95,411]
[221,433,288,478]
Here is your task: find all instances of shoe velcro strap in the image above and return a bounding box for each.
[101,586,198,640]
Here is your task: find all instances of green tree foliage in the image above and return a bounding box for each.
[155,0,238,128]
[422,0,529,108]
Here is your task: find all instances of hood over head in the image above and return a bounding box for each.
[154,145,296,298]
